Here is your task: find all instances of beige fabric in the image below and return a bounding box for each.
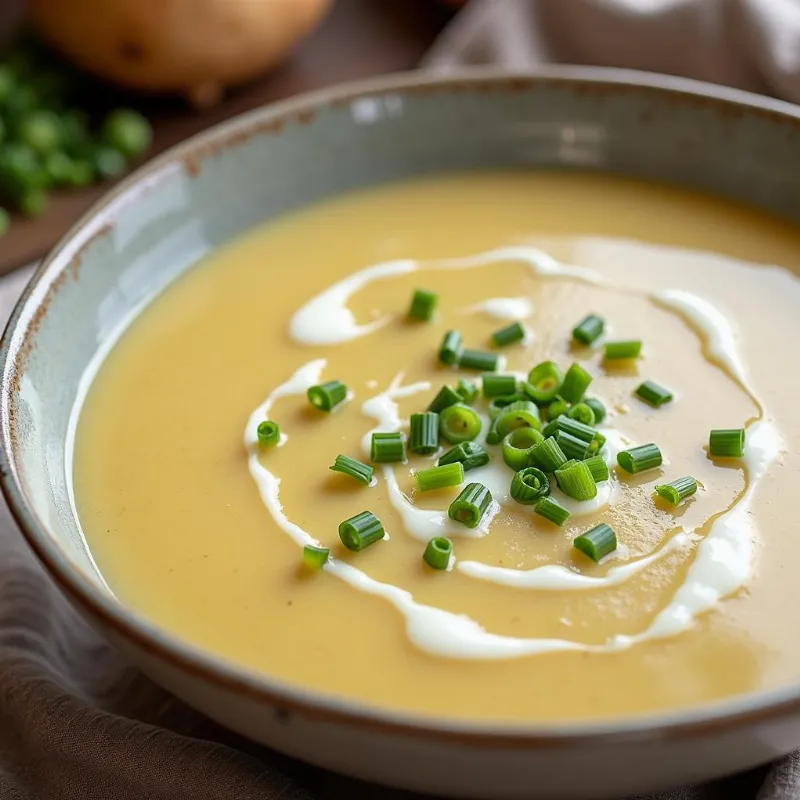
[2,1,800,797]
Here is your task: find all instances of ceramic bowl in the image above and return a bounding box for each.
[3,68,800,800]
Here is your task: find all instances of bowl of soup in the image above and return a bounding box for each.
[2,67,800,799]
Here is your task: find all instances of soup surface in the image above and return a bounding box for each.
[74,171,800,723]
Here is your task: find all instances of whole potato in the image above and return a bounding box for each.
[29,0,332,106]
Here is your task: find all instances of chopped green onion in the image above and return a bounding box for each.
[560,363,593,403]
[617,443,663,474]
[408,288,438,321]
[482,373,517,398]
[438,441,490,472]
[458,348,500,372]
[370,432,406,463]
[584,455,610,483]
[524,361,563,406]
[427,385,462,413]
[495,400,541,437]
[655,476,698,505]
[439,330,462,365]
[510,467,550,504]
[546,397,569,421]
[584,397,607,424]
[488,394,525,419]
[256,420,280,446]
[307,380,348,412]
[545,415,596,444]
[330,454,374,485]
[534,496,571,526]
[491,321,526,347]
[448,482,493,528]
[439,403,482,444]
[573,523,617,562]
[339,511,385,551]
[409,412,440,455]
[529,436,568,472]
[416,462,465,492]
[567,402,596,426]
[709,428,745,458]
[635,380,673,407]
[555,460,598,501]
[485,418,503,445]
[604,340,642,360]
[302,544,330,570]
[502,427,544,471]
[423,536,453,570]
[572,314,605,346]
[555,430,590,461]
[456,379,479,404]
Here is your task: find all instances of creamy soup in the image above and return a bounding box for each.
[73,172,800,723]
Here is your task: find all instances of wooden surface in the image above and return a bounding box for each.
[0,0,451,273]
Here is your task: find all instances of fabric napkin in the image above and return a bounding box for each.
[3,1,800,798]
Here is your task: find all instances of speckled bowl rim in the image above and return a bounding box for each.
[2,65,800,747]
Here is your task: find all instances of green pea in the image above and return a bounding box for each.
[102,109,152,158]
[92,146,128,180]
[43,151,75,186]
[18,187,47,218]
[64,159,94,189]
[61,111,89,153]
[0,208,9,237]
[18,110,62,154]
[0,144,47,196]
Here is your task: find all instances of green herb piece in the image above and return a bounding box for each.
[370,432,406,463]
[416,462,464,492]
[604,340,642,360]
[482,373,517,398]
[546,397,569,421]
[584,455,610,483]
[572,314,605,346]
[409,412,440,455]
[584,397,607,424]
[330,454,374,485]
[534,496,571,526]
[408,288,438,321]
[307,380,348,412]
[256,420,280,446]
[495,400,541,438]
[617,443,663,474]
[439,330,463,365]
[423,536,453,570]
[485,418,503,445]
[510,467,550,504]
[529,436,568,472]
[488,394,525,419]
[302,545,330,570]
[448,482,493,528]
[458,348,500,372]
[655,476,698,505]
[502,427,544,471]
[635,380,673,407]
[427,385,462,414]
[555,430,590,461]
[560,362,593,403]
[438,441,490,472]
[439,403,482,444]
[491,321,526,347]
[574,523,617,562]
[339,511,385,551]
[567,402,596,426]
[524,361,563,406]
[456,379,478,404]
[555,460,598,501]
[709,428,745,458]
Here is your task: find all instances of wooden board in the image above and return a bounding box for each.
[0,0,450,274]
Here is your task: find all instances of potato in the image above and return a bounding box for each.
[29,0,332,106]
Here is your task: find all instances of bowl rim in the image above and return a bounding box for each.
[3,64,800,747]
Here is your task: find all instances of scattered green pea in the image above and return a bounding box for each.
[102,109,153,159]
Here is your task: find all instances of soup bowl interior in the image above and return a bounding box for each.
[3,68,800,799]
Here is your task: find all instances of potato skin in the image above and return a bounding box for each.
[29,0,332,103]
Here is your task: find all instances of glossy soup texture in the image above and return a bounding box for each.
[73,172,800,723]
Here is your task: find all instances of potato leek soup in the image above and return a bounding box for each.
[73,172,800,723]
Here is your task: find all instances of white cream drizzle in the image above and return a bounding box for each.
[245,243,786,661]
[462,297,534,320]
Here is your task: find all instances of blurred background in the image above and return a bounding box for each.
[0,0,462,274]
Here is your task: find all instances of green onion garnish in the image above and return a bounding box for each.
[416,462,464,492]
[510,467,550,505]
[572,314,605,345]
[302,544,330,570]
[545,415,596,444]
[502,427,544,471]
[438,441,490,472]
[448,482,493,528]
[584,455,609,483]
[427,385,462,413]
[329,454,374,485]
[655,476,698,505]
[584,397,607,424]
[256,420,280,446]
[604,340,642,360]
[485,418,502,445]
[546,397,569,421]
[534,496,571,526]
[456,379,478,404]
[458,348,500,372]
[409,412,440,455]
[439,330,463,366]
[338,511,385,551]
[555,430,590,461]
[567,402,596,426]
[482,373,517,398]
[617,443,663,474]
[524,361,563,406]
[495,400,541,438]
[408,288,438,321]
[488,394,525,419]
[491,321,526,348]
[307,380,348,412]
[423,536,453,570]
[573,523,617,562]
[555,460,598,501]
[709,428,745,458]
[439,403,482,444]
[370,432,406,463]
[635,380,673,408]
[559,362,593,403]
[529,436,568,472]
